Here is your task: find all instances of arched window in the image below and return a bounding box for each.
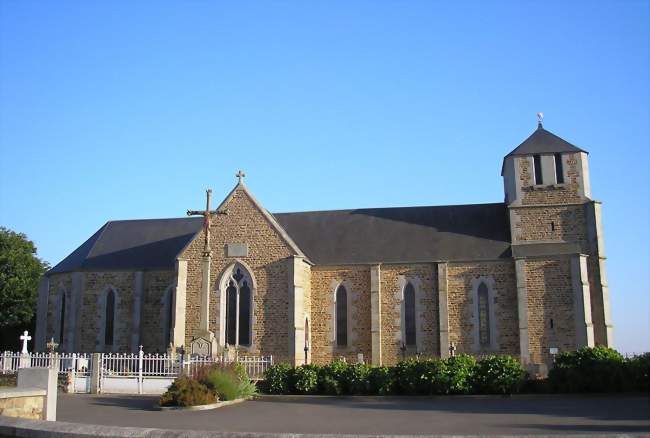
[58,291,66,345]
[478,282,490,346]
[335,285,347,347]
[163,287,174,348]
[404,282,416,346]
[223,266,253,347]
[105,289,115,346]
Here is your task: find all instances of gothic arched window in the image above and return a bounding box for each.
[58,291,66,345]
[224,266,253,347]
[163,287,174,348]
[104,289,115,346]
[478,282,490,346]
[404,282,416,346]
[335,285,347,347]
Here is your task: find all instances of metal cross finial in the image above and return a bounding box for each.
[236,170,246,184]
[46,337,59,353]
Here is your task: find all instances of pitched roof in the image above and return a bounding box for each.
[47,218,203,274]
[274,203,512,265]
[505,124,587,157]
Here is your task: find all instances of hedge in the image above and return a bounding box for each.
[262,347,649,396]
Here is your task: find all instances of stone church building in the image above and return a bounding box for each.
[34,121,613,372]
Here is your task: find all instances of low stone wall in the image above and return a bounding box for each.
[0,388,46,420]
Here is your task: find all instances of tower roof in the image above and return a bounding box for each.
[505,124,587,157]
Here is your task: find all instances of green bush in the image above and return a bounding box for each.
[318,358,348,395]
[394,359,425,394]
[344,363,372,394]
[368,366,395,395]
[420,359,448,395]
[474,355,526,394]
[202,368,240,401]
[626,352,650,392]
[201,363,256,401]
[549,346,626,392]
[263,363,292,394]
[444,354,477,394]
[159,376,217,407]
[293,364,320,394]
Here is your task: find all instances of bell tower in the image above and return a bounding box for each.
[502,116,613,371]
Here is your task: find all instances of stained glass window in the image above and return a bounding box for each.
[105,289,115,346]
[336,285,347,347]
[478,283,490,347]
[59,292,66,345]
[404,283,416,346]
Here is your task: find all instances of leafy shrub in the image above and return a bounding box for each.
[200,363,256,401]
[263,363,292,394]
[474,355,526,394]
[159,375,217,407]
[549,346,626,392]
[368,366,395,395]
[344,363,372,394]
[318,358,348,395]
[202,368,240,401]
[293,364,320,394]
[444,354,477,394]
[420,359,448,395]
[626,352,650,392]
[394,359,426,394]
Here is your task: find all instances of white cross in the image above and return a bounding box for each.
[236,170,246,184]
[20,330,31,354]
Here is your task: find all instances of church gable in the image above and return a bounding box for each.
[179,182,306,262]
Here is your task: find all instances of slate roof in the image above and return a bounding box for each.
[505,124,587,157]
[274,203,512,265]
[47,218,203,274]
[48,202,512,274]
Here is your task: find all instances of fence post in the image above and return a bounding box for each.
[138,345,143,395]
[90,353,101,394]
[69,353,77,394]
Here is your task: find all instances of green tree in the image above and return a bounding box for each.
[0,227,49,327]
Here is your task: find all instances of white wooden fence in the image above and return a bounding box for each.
[1,350,272,395]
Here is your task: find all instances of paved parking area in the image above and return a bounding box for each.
[57,393,650,436]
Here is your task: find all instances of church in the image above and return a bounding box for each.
[34,120,613,374]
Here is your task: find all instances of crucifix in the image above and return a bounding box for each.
[186,189,228,352]
[20,330,31,354]
[187,189,227,256]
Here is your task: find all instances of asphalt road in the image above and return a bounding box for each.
[57,393,650,436]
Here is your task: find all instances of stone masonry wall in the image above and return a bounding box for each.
[80,272,135,352]
[45,273,72,343]
[0,394,44,420]
[180,187,294,362]
[447,261,519,356]
[141,271,175,352]
[512,206,587,244]
[519,153,583,205]
[310,265,371,365]
[524,257,575,364]
[380,264,437,364]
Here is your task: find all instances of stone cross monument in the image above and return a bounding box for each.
[187,189,227,356]
[20,331,31,354]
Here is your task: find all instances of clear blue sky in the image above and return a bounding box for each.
[1,1,648,353]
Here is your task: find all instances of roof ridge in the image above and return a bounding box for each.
[105,216,203,223]
[274,202,505,215]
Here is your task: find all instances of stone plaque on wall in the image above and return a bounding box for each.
[226,243,248,257]
[190,337,211,357]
